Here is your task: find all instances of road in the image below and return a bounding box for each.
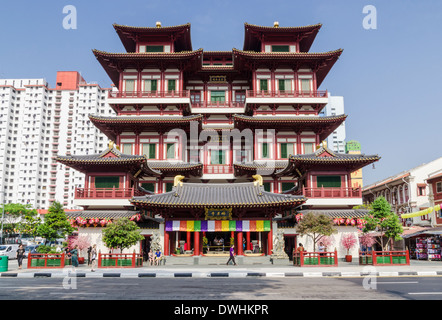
[1,276,441,301]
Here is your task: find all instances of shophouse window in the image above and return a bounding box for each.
[437,182,442,193]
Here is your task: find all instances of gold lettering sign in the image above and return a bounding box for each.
[205,207,232,220]
[209,75,227,83]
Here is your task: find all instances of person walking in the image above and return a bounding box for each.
[16,244,25,270]
[226,245,237,265]
[90,245,97,272]
[71,245,79,268]
[87,246,92,266]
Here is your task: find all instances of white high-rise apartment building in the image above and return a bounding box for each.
[320,94,346,153]
[0,72,115,209]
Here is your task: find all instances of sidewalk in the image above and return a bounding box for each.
[2,257,442,278]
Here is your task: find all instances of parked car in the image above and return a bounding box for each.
[0,244,20,260]
[24,245,40,258]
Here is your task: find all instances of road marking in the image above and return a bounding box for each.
[377,281,419,284]
[408,292,442,295]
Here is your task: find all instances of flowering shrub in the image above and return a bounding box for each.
[341,233,358,255]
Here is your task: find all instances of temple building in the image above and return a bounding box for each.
[57,21,380,260]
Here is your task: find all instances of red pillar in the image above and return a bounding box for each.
[164,231,169,256]
[187,231,191,251]
[194,232,200,256]
[246,232,251,252]
[237,231,243,256]
[267,228,273,256]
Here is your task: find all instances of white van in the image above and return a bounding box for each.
[0,244,20,260]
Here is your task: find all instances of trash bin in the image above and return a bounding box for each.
[0,255,8,272]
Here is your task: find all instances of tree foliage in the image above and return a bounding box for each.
[36,201,74,242]
[363,196,403,251]
[296,212,337,251]
[102,218,144,253]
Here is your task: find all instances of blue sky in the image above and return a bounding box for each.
[1,0,441,186]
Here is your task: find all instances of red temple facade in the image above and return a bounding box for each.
[57,21,380,259]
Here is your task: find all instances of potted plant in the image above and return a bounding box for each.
[341,233,357,262]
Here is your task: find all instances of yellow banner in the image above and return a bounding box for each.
[401,204,441,219]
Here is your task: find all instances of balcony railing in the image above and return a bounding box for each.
[300,187,362,198]
[109,90,190,99]
[203,165,233,174]
[191,101,245,108]
[75,187,148,199]
[246,90,328,98]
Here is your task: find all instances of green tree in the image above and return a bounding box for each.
[363,196,403,251]
[296,212,337,251]
[102,217,144,253]
[1,203,41,240]
[16,205,42,242]
[36,201,75,243]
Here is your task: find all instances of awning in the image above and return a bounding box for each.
[401,227,442,239]
[401,204,441,219]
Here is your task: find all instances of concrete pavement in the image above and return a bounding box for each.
[2,256,442,278]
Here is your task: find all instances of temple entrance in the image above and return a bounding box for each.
[204,232,231,254]
[140,235,151,261]
[284,235,297,261]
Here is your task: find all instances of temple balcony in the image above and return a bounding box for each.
[108,90,191,106]
[245,90,328,106]
[296,186,363,207]
[190,101,245,114]
[202,165,234,180]
[73,187,148,208]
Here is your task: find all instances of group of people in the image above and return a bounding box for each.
[147,249,163,266]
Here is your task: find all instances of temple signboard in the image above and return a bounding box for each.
[205,207,232,220]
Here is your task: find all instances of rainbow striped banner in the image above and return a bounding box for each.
[165,220,271,232]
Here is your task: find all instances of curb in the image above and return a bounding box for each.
[1,271,441,278]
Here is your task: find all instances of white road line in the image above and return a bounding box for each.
[377,281,419,284]
[408,292,442,295]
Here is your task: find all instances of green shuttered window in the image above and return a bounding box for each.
[316,176,342,188]
[95,176,120,188]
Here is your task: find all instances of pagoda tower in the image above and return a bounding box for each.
[57,21,380,259]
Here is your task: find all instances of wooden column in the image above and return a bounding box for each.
[237,231,244,256]
[246,232,251,252]
[194,232,200,256]
[187,231,191,251]
[267,227,273,256]
[164,231,169,256]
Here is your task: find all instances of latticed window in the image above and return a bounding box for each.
[167,80,176,91]
[272,45,289,52]
[280,143,294,159]
[145,45,164,52]
[166,143,175,159]
[141,182,155,193]
[143,80,157,91]
[260,79,268,91]
[210,150,226,164]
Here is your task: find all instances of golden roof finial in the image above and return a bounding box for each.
[273,21,279,28]
[322,140,328,149]
[252,174,263,186]
[108,140,114,149]
[174,175,185,187]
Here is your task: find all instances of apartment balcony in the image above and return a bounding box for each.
[108,90,191,106]
[190,101,245,114]
[245,90,328,106]
[298,186,363,207]
[74,187,149,208]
